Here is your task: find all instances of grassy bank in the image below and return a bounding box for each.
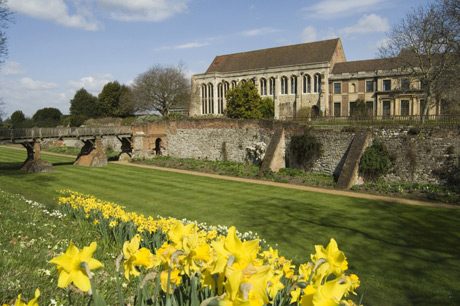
[1,147,460,305]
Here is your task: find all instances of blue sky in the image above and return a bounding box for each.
[0,0,431,118]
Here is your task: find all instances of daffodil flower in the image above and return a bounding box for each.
[311,238,348,278]
[49,241,103,292]
[12,289,40,306]
[122,234,154,280]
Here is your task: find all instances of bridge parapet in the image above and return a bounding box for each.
[0,126,132,142]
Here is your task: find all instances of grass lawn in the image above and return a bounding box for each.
[1,146,460,306]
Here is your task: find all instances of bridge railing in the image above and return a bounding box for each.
[0,126,132,141]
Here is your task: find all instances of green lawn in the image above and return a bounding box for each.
[1,146,460,306]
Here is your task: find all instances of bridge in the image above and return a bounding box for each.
[0,127,133,172]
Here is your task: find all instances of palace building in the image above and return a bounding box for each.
[189,38,441,119]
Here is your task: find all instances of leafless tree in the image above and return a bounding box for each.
[379,0,460,120]
[0,0,13,66]
[132,63,190,116]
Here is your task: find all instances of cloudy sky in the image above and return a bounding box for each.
[0,0,430,118]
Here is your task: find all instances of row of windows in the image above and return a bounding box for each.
[332,99,426,117]
[332,78,426,94]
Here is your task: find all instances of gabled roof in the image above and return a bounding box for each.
[206,38,341,73]
[332,58,398,74]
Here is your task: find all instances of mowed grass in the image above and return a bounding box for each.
[1,146,460,306]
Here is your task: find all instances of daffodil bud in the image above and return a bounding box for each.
[297,281,308,288]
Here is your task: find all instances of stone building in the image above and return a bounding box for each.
[190,38,444,119]
[190,38,346,119]
[329,58,438,118]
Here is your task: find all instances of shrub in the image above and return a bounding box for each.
[289,128,323,171]
[359,139,392,182]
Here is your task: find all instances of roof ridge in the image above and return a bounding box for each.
[213,38,340,58]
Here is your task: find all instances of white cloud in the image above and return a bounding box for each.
[8,0,100,31]
[175,42,209,49]
[301,26,317,43]
[97,0,190,22]
[305,0,384,18]
[374,37,390,49]
[68,74,114,95]
[242,27,280,37]
[20,77,58,90]
[339,14,389,36]
[0,77,67,117]
[1,61,27,75]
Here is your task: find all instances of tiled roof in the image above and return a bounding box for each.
[205,38,341,73]
[332,58,398,74]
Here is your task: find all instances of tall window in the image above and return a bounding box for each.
[401,100,409,116]
[269,78,276,96]
[217,83,224,114]
[281,76,288,95]
[333,82,341,94]
[201,85,207,114]
[383,80,391,91]
[314,74,321,93]
[231,80,237,88]
[366,101,374,116]
[207,84,214,114]
[366,80,374,92]
[334,102,341,116]
[303,74,311,93]
[290,76,297,94]
[260,78,267,96]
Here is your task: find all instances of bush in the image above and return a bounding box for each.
[359,139,392,182]
[289,128,323,170]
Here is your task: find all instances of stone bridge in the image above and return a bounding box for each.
[0,127,133,172]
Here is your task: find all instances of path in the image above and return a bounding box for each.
[2,145,458,210]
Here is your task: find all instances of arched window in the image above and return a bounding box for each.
[217,81,230,115]
[290,75,297,94]
[281,76,288,95]
[201,84,208,114]
[303,74,311,93]
[314,74,321,93]
[260,78,267,96]
[269,77,276,97]
[217,83,223,115]
[208,83,214,114]
[240,79,247,85]
[231,80,237,88]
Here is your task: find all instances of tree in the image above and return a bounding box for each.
[32,107,62,127]
[98,81,134,117]
[132,63,190,116]
[225,82,264,119]
[259,97,275,119]
[0,0,12,66]
[69,88,100,125]
[379,0,460,121]
[10,110,25,128]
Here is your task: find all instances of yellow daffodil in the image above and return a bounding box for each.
[122,234,154,280]
[311,238,348,277]
[160,268,182,294]
[212,226,259,274]
[301,278,349,306]
[12,289,40,306]
[49,241,103,292]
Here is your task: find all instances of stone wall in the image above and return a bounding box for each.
[372,128,460,184]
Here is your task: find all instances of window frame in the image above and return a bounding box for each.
[333,82,342,94]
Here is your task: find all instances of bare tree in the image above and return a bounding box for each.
[132,63,190,116]
[0,0,13,66]
[379,0,460,120]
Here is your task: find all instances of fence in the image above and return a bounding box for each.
[285,114,460,127]
[0,126,132,141]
